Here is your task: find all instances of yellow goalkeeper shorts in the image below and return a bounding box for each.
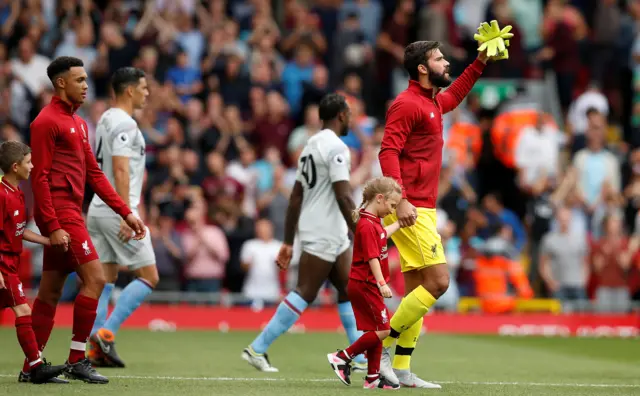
[383,208,446,272]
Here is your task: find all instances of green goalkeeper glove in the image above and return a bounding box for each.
[492,40,510,61]
[474,20,514,58]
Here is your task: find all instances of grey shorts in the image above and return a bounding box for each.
[87,215,156,270]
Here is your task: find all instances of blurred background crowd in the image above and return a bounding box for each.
[1,0,640,314]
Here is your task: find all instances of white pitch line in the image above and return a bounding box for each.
[1,374,639,388]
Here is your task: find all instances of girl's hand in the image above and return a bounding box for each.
[379,284,392,298]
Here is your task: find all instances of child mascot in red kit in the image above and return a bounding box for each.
[327,176,404,389]
[0,141,68,384]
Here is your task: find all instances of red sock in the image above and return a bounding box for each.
[366,338,383,377]
[25,299,56,372]
[341,331,380,361]
[68,294,98,364]
[15,316,42,370]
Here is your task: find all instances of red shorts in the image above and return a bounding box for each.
[347,279,390,331]
[0,272,28,308]
[40,209,99,273]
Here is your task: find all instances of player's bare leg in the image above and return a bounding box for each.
[243,252,333,372]
[330,248,367,372]
[64,260,109,384]
[91,264,158,368]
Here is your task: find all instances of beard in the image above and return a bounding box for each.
[428,67,451,88]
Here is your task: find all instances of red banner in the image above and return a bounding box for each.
[1,305,638,337]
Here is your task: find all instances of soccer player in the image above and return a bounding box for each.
[29,57,146,384]
[0,141,68,384]
[327,176,402,390]
[242,93,366,372]
[377,41,496,387]
[86,67,156,368]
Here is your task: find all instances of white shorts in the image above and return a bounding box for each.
[301,237,351,263]
[87,216,156,270]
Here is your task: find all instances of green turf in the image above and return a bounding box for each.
[0,329,639,395]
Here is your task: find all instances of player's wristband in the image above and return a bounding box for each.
[377,280,386,288]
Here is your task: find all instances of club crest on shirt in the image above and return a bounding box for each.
[82,240,91,256]
[70,127,75,134]
[13,210,18,216]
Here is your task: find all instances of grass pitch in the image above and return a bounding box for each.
[0,329,639,395]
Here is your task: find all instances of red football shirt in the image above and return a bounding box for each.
[350,210,389,285]
[0,180,27,271]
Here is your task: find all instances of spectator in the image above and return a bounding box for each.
[624,148,640,233]
[339,0,383,45]
[481,193,526,253]
[93,21,139,97]
[288,104,321,160]
[182,204,230,293]
[54,18,98,101]
[514,112,561,193]
[201,151,244,207]
[592,214,634,313]
[152,204,184,291]
[573,113,621,216]
[591,0,622,88]
[375,0,412,111]
[567,88,609,154]
[259,165,293,241]
[539,207,589,310]
[240,218,282,306]
[165,49,203,103]
[539,0,582,114]
[253,91,294,161]
[281,41,316,116]
[219,50,251,110]
[227,145,259,218]
[331,11,371,85]
[301,65,330,118]
[215,201,255,293]
[10,37,50,127]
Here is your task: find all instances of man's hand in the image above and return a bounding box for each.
[395,199,417,228]
[0,272,5,289]
[50,229,70,252]
[118,219,135,243]
[276,244,293,270]
[474,20,513,57]
[124,214,146,240]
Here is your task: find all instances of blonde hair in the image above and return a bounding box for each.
[352,176,403,222]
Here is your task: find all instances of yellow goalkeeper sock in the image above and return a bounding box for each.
[393,317,423,370]
[389,286,435,335]
[382,336,396,348]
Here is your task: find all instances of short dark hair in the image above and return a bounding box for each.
[111,67,146,95]
[0,141,31,174]
[318,93,348,121]
[46,56,84,83]
[403,41,441,81]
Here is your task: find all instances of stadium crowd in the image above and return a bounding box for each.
[1,0,640,313]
